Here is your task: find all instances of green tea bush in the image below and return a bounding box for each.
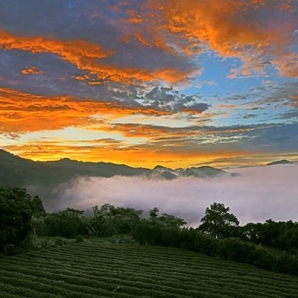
[76,235,84,243]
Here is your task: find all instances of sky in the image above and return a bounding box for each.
[0,0,298,168]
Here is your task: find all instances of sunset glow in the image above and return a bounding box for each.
[0,0,297,168]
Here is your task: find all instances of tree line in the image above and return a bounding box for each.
[1,186,298,275]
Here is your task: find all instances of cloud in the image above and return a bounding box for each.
[217,104,236,109]
[21,66,45,75]
[260,81,298,110]
[0,87,172,134]
[134,85,209,113]
[34,164,298,226]
[0,24,194,84]
[142,0,298,78]
[2,138,126,162]
[0,29,111,58]
[0,0,297,168]
[4,121,297,168]
[0,80,213,135]
[277,110,298,120]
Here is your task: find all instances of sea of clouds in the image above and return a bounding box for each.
[34,164,298,227]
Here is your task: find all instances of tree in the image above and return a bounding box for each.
[239,222,264,244]
[90,204,143,236]
[259,219,287,248]
[198,202,239,238]
[149,207,159,220]
[158,213,187,228]
[279,227,298,253]
[0,186,33,252]
[44,208,87,238]
[132,208,187,245]
[30,195,46,217]
[148,207,186,228]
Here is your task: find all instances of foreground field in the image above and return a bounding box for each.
[0,242,298,298]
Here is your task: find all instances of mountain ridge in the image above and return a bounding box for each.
[266,159,292,166]
[0,149,232,187]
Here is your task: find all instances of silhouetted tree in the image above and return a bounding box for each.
[279,227,298,253]
[43,208,87,238]
[90,204,142,236]
[239,222,264,244]
[30,195,46,217]
[198,202,239,238]
[0,187,33,252]
[149,207,159,220]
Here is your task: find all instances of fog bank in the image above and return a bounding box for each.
[35,164,298,226]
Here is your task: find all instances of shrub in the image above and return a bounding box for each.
[76,235,84,243]
[218,238,256,263]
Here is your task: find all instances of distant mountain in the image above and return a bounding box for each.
[0,149,150,187]
[151,165,178,180]
[0,149,232,188]
[266,160,292,166]
[178,166,227,178]
[0,149,34,186]
[148,165,230,180]
[45,158,150,177]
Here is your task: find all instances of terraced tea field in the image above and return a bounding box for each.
[0,242,298,298]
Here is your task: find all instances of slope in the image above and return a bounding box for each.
[0,149,150,187]
[0,242,297,298]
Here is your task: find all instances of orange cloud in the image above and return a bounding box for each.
[0,29,111,59]
[4,140,266,168]
[97,123,185,138]
[144,0,298,77]
[217,104,236,109]
[0,120,283,168]
[273,53,298,78]
[0,29,191,83]
[94,122,262,141]
[21,66,45,75]
[0,87,170,134]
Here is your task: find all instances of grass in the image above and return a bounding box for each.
[0,241,298,297]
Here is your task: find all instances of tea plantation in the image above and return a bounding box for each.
[0,242,298,298]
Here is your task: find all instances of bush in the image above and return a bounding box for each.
[54,237,69,246]
[43,209,88,238]
[76,235,84,243]
[193,232,218,256]
[266,252,298,275]
[218,238,256,263]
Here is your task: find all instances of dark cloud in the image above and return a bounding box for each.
[228,123,298,153]
[276,110,298,120]
[102,122,298,155]
[135,85,209,113]
[242,114,256,119]
[252,81,298,107]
